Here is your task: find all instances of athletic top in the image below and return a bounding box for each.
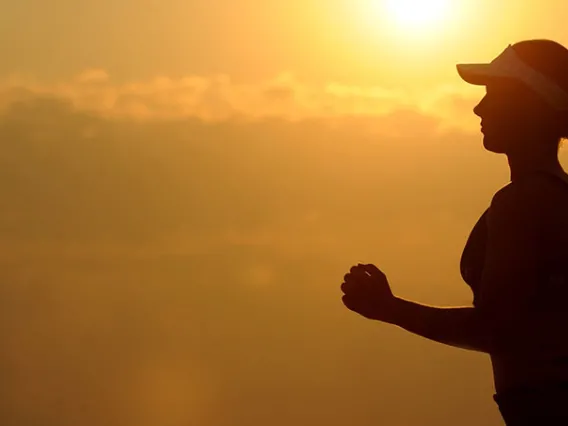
[460,171,568,307]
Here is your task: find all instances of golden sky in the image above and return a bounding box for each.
[1,0,567,128]
[2,1,568,425]
[1,0,567,85]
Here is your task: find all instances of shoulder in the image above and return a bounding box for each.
[491,173,557,215]
[488,173,561,237]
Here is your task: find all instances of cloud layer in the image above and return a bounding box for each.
[0,78,524,426]
[0,70,482,130]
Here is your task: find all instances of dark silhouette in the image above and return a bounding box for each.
[341,39,568,425]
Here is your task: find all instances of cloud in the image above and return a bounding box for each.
[75,69,110,84]
[0,70,482,131]
[0,89,509,263]
[0,89,514,426]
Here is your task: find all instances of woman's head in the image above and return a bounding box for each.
[458,40,568,155]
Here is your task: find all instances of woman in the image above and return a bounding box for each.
[340,39,568,425]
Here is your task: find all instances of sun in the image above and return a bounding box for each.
[384,0,451,31]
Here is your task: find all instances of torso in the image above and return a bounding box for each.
[462,170,568,394]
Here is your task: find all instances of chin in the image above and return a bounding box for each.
[482,135,508,154]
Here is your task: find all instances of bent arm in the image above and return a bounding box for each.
[384,176,568,355]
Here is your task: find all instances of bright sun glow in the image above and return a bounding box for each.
[384,0,451,31]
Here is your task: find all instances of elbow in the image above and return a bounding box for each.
[474,308,521,355]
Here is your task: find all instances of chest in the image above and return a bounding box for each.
[460,208,568,308]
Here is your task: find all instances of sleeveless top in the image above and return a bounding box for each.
[460,172,568,307]
[460,208,489,307]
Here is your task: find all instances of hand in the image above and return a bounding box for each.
[340,263,398,322]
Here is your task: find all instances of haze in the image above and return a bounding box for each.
[2,1,568,425]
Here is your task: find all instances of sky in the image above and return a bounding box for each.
[2,1,568,425]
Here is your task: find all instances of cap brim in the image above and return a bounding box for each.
[456,63,495,86]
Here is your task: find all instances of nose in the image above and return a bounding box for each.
[473,94,487,119]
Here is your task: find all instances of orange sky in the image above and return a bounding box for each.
[2,1,568,426]
[1,0,567,129]
[2,0,567,85]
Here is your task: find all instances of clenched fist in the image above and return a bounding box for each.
[340,263,398,322]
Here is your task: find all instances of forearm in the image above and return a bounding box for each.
[383,297,568,356]
[383,297,493,353]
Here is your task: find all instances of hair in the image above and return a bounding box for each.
[512,39,568,142]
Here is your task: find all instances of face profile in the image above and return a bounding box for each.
[457,40,568,157]
[473,78,557,154]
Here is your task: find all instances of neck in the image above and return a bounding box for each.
[507,142,563,182]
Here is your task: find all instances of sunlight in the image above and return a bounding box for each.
[382,0,452,32]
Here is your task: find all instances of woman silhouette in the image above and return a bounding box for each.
[340,39,568,425]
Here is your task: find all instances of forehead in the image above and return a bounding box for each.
[482,77,554,114]
[485,77,526,93]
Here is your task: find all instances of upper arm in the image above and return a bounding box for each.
[476,179,549,320]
